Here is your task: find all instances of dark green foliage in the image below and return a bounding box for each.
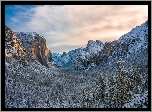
[108,59,131,108]
[128,65,142,94]
[97,71,106,100]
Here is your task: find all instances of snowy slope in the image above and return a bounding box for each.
[122,91,148,108]
[52,40,104,68]
[75,20,148,71]
[14,32,35,51]
[5,25,28,58]
[118,20,148,53]
[52,53,61,63]
[56,48,81,68]
[86,40,104,55]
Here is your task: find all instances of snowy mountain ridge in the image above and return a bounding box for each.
[52,48,82,68]
[52,20,148,72]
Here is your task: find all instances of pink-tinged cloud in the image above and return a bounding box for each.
[8,5,148,53]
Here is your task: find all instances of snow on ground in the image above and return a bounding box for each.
[122,91,148,108]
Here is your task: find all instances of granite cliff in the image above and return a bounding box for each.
[5,25,55,68]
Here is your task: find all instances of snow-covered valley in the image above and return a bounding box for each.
[5,56,148,108]
[5,20,149,108]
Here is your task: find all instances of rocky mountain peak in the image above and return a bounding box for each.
[15,32,54,67]
[5,25,55,68]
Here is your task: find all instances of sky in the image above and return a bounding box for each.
[5,5,148,54]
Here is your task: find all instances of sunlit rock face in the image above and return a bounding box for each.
[5,25,54,67]
[15,32,53,67]
[5,25,27,58]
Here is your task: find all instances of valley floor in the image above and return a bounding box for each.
[5,58,148,108]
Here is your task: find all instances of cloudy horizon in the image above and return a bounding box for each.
[5,5,148,54]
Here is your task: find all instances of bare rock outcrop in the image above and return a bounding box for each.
[5,25,54,67]
[5,25,27,58]
[15,32,54,67]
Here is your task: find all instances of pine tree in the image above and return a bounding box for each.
[98,70,106,100]
[108,58,131,108]
[128,64,142,94]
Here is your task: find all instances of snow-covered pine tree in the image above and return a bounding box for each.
[98,70,106,100]
[109,58,131,108]
[128,64,143,94]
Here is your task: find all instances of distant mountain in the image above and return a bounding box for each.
[52,48,81,68]
[53,20,148,74]
[76,20,148,72]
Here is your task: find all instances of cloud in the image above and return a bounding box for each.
[10,17,18,22]
[6,5,148,53]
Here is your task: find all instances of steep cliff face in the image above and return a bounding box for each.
[5,25,28,58]
[15,32,54,67]
[5,25,55,68]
